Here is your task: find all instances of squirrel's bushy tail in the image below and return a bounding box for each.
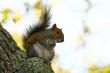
[22,6,51,51]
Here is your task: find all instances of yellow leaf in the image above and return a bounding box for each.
[1,14,9,23]
[34,1,43,17]
[103,66,110,73]
[35,9,42,17]
[89,65,101,73]
[1,8,13,23]
[89,64,110,73]
[1,8,12,14]
[33,1,43,10]
[13,12,21,23]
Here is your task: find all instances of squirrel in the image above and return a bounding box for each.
[22,6,64,62]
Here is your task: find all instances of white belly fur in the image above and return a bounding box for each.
[33,42,55,61]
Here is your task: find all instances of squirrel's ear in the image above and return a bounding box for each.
[51,24,57,31]
[53,24,57,27]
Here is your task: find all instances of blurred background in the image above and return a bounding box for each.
[0,0,110,73]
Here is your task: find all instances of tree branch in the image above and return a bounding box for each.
[0,24,54,73]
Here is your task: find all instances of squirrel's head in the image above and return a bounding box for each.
[51,24,64,43]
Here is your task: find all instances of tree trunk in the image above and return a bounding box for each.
[0,24,54,73]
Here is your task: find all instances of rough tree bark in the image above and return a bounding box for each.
[0,24,54,73]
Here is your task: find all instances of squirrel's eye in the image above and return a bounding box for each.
[56,31,59,34]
